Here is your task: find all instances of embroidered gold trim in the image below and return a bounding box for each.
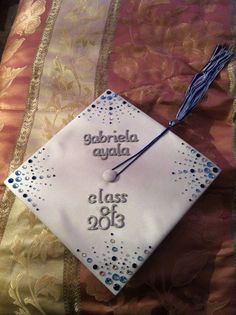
[94,0,121,97]
[0,0,62,245]
[228,62,236,122]
[63,1,121,314]
[63,249,81,315]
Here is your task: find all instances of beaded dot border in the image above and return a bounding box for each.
[171,142,220,202]
[7,147,56,211]
[76,232,151,292]
[78,90,140,125]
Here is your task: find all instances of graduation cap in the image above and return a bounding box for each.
[5,45,233,294]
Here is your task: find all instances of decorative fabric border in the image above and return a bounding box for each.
[94,0,121,97]
[63,1,121,314]
[63,249,81,315]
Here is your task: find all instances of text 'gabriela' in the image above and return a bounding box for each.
[83,130,139,160]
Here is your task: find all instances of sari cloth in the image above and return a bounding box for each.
[0,0,235,314]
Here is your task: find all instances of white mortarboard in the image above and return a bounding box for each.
[4,89,220,294]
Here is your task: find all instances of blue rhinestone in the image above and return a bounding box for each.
[27,198,32,202]
[105,278,113,285]
[15,170,21,176]
[13,183,19,189]
[113,284,120,291]
[107,96,112,100]
[137,256,144,261]
[112,247,118,252]
[112,273,120,281]
[15,177,22,182]
[207,161,213,167]
[208,173,215,179]
[101,95,106,99]
[87,258,92,263]
[204,168,210,173]
[8,178,14,183]
[191,149,196,154]
[120,276,127,283]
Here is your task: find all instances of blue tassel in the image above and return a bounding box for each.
[176,45,234,121]
[109,45,234,179]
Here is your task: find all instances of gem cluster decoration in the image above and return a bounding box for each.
[76,232,152,292]
[171,142,220,201]
[7,147,56,211]
[78,90,140,124]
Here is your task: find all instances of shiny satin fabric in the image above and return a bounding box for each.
[0,0,235,314]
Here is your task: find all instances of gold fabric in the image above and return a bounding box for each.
[0,0,236,314]
[0,0,113,314]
